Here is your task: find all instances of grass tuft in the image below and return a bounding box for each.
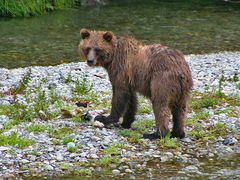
[26,123,48,133]
[157,134,178,149]
[0,132,34,149]
[0,0,75,17]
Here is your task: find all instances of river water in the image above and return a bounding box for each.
[0,0,240,68]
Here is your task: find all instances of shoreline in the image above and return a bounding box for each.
[0,51,239,178]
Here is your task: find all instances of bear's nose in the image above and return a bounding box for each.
[87,59,94,66]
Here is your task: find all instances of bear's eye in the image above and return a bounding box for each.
[95,48,101,55]
[86,47,91,54]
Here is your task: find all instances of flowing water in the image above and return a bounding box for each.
[0,0,240,68]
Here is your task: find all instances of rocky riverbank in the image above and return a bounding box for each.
[0,52,239,179]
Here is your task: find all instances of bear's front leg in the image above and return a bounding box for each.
[94,87,130,126]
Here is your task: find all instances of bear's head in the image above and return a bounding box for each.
[79,29,115,67]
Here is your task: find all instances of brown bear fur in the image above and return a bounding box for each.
[79,28,193,139]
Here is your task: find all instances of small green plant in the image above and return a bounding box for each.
[63,136,74,145]
[157,134,178,149]
[132,119,154,133]
[232,73,239,82]
[48,127,73,139]
[0,132,34,149]
[215,107,237,117]
[236,83,240,90]
[59,162,72,170]
[204,85,210,92]
[98,155,120,166]
[64,73,73,84]
[190,94,218,111]
[189,122,227,141]
[118,129,141,143]
[26,123,48,133]
[2,119,20,130]
[216,75,225,98]
[73,168,92,176]
[67,146,77,153]
[186,112,209,126]
[71,111,84,122]
[14,68,32,95]
[103,143,125,156]
[72,78,92,96]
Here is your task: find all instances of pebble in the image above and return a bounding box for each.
[0,147,10,151]
[125,169,133,173]
[46,165,54,171]
[183,165,199,172]
[67,142,76,149]
[112,169,121,176]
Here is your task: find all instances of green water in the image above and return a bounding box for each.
[0,0,240,68]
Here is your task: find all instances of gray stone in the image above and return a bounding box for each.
[183,165,199,172]
[112,169,121,176]
[46,164,54,171]
[125,169,133,173]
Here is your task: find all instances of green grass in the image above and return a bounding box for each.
[63,136,74,145]
[73,169,92,176]
[67,146,77,153]
[186,112,209,126]
[132,119,154,133]
[98,155,120,166]
[0,132,34,149]
[138,103,152,114]
[48,127,73,139]
[26,123,48,133]
[236,83,240,90]
[157,134,178,149]
[190,94,218,111]
[103,142,125,156]
[118,129,141,143]
[189,122,227,141]
[215,107,237,117]
[0,0,75,17]
[0,76,63,124]
[72,78,92,96]
[13,69,31,95]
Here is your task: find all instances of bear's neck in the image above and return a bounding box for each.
[104,36,141,79]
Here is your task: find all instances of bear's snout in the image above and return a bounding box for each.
[87,59,95,66]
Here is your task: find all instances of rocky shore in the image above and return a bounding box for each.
[0,52,239,179]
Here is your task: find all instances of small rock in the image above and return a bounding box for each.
[20,159,29,164]
[223,137,238,146]
[181,137,192,143]
[125,169,133,173]
[56,152,64,161]
[4,174,15,179]
[112,169,121,176]
[46,164,54,171]
[67,142,76,149]
[48,147,54,152]
[183,165,199,172]
[160,156,169,162]
[0,146,10,151]
[163,152,174,158]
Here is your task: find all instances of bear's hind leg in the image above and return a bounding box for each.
[121,91,137,128]
[171,98,187,139]
[143,101,170,140]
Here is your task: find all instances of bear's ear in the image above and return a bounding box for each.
[103,31,113,42]
[80,28,90,39]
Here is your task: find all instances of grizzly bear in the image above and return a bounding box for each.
[79,29,193,140]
